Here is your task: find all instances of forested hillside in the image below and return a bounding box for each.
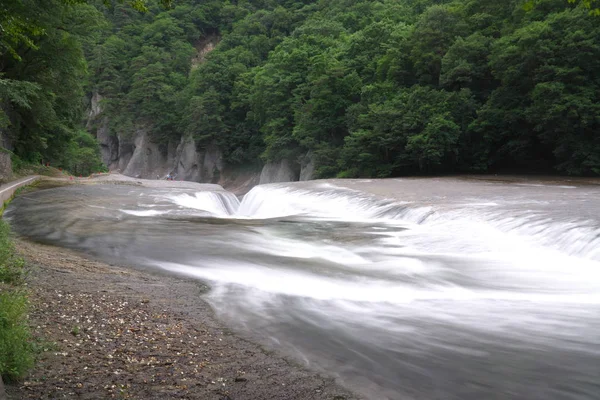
[0,0,107,176]
[2,0,599,179]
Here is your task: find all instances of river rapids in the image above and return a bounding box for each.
[6,178,600,400]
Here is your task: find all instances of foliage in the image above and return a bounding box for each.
[525,0,600,15]
[0,289,33,382]
[0,220,33,382]
[61,131,107,176]
[124,0,596,177]
[0,221,25,284]
[0,0,107,175]
[5,0,600,180]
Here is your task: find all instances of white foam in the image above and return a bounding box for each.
[159,183,600,261]
[120,209,166,217]
[155,260,600,305]
[165,191,240,216]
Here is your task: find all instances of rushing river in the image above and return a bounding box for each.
[6,177,600,400]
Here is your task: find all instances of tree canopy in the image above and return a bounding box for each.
[2,0,600,178]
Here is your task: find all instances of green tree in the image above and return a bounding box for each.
[474,8,600,174]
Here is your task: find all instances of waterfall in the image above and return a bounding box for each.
[162,183,600,261]
[164,190,241,216]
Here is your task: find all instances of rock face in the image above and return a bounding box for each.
[258,153,317,185]
[174,136,223,183]
[122,129,173,179]
[87,92,103,122]
[191,34,220,69]
[88,84,315,189]
[0,375,6,400]
[92,119,314,189]
[96,119,119,170]
[92,120,229,183]
[0,151,11,182]
[0,132,13,182]
[84,37,310,192]
[87,89,230,183]
[299,151,315,181]
[259,159,299,185]
[175,135,202,182]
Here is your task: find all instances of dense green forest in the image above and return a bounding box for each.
[0,0,105,175]
[1,0,599,178]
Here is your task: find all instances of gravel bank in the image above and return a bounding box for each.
[5,239,358,400]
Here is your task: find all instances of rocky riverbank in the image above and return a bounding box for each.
[5,239,357,400]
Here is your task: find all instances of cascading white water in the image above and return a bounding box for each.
[165,183,434,222]
[163,182,600,262]
[165,191,241,216]
[6,179,600,400]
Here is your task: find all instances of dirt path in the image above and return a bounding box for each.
[5,239,357,400]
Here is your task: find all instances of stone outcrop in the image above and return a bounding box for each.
[259,159,299,185]
[258,152,317,185]
[84,35,315,191]
[92,121,231,184]
[0,132,13,182]
[122,129,172,179]
[88,75,318,190]
[0,151,11,183]
[199,143,224,184]
[174,136,224,183]
[299,151,315,181]
[92,118,316,189]
[96,118,120,170]
[191,34,220,69]
[0,375,6,400]
[174,135,202,182]
[87,92,103,122]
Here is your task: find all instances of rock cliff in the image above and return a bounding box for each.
[259,159,298,185]
[88,95,315,191]
[85,33,317,192]
[258,152,315,185]
[93,117,314,191]
[0,132,13,182]
[0,151,11,183]
[95,124,227,183]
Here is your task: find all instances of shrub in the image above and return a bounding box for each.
[0,221,25,285]
[0,220,33,382]
[0,289,33,382]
